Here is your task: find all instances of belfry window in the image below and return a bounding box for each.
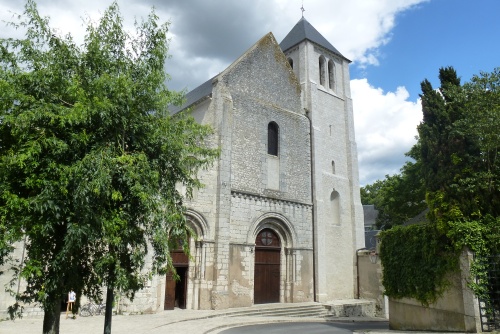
[319,56,326,86]
[268,122,279,156]
[287,57,293,69]
[328,60,335,90]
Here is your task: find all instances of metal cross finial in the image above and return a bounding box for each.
[301,1,305,18]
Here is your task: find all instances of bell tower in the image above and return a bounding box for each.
[280,18,365,302]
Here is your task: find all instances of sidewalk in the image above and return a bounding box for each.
[0,307,388,334]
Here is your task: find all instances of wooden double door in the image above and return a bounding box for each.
[254,229,281,304]
[164,250,189,310]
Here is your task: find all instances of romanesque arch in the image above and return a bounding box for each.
[248,213,298,304]
[247,212,297,248]
[330,190,340,226]
[254,228,281,303]
[164,209,209,310]
[185,209,210,240]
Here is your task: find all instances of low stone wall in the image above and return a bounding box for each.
[389,249,480,332]
[324,299,376,317]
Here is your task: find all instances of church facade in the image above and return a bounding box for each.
[0,18,365,316]
[146,17,365,312]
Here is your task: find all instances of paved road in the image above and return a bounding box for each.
[220,321,390,334]
[1,302,393,334]
[0,312,389,334]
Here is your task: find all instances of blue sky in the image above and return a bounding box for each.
[350,0,500,185]
[356,0,500,101]
[1,0,498,186]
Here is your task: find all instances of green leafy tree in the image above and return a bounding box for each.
[452,68,500,218]
[380,66,500,305]
[417,67,500,237]
[360,149,426,229]
[0,1,218,333]
[418,67,481,232]
[360,179,384,205]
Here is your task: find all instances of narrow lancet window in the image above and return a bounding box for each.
[319,56,326,86]
[328,60,335,90]
[268,122,279,156]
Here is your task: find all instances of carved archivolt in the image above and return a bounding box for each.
[247,212,298,248]
[185,209,210,241]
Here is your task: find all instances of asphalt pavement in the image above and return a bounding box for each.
[0,306,464,334]
[219,320,390,333]
[0,307,386,334]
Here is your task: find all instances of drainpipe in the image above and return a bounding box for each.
[306,108,317,302]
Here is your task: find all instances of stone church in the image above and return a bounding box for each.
[0,17,365,316]
[156,17,365,312]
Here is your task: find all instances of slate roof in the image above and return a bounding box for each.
[169,77,214,114]
[172,18,347,113]
[363,205,379,227]
[403,208,429,226]
[279,17,347,60]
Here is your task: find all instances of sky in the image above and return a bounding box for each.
[1,0,499,186]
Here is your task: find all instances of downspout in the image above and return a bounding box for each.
[306,108,317,302]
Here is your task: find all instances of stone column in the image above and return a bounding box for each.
[192,240,203,310]
[285,248,293,302]
[210,80,233,310]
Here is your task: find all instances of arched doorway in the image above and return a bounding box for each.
[164,243,189,310]
[163,211,209,311]
[254,228,281,304]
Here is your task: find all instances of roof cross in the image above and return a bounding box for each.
[301,1,305,18]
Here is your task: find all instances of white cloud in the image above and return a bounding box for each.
[1,0,429,88]
[0,0,430,185]
[0,1,147,46]
[351,78,422,185]
[270,0,429,66]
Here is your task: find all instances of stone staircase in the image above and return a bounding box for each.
[220,300,376,319]
[224,302,328,318]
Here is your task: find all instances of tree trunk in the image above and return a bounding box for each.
[103,285,114,334]
[42,296,61,334]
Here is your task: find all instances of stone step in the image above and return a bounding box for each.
[323,299,376,318]
[219,300,378,319]
[259,309,328,318]
[245,307,327,318]
[225,303,327,318]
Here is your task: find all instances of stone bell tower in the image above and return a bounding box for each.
[280,17,365,301]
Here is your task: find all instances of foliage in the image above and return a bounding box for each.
[360,179,384,205]
[379,66,500,306]
[360,152,426,229]
[379,224,458,305]
[420,68,500,250]
[0,1,218,333]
